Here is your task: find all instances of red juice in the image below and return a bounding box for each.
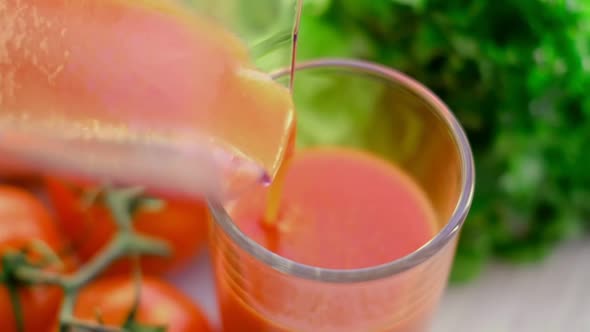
[217,147,440,331]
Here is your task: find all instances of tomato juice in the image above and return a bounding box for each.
[214,147,445,331]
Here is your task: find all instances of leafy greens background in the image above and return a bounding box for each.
[295,0,590,282]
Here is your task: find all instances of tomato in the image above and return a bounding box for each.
[70,276,211,332]
[0,160,40,184]
[0,186,66,332]
[44,177,209,275]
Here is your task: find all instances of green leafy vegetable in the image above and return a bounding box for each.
[295,0,590,282]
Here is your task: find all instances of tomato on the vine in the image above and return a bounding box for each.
[71,276,212,332]
[44,177,210,275]
[0,186,67,332]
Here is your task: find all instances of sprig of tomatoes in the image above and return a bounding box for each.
[45,178,210,276]
[0,180,213,332]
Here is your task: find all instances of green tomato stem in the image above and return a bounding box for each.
[28,240,63,268]
[6,283,24,332]
[64,234,126,290]
[125,256,142,323]
[104,187,144,231]
[15,234,169,289]
[60,317,124,332]
[13,267,62,286]
[58,290,77,332]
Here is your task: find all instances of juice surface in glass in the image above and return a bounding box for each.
[218,147,440,331]
[233,148,437,269]
[0,0,297,199]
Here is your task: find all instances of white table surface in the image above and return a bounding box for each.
[433,239,590,332]
[168,239,590,332]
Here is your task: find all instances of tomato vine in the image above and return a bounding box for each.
[2,186,171,332]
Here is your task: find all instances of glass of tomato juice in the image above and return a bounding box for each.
[209,59,475,332]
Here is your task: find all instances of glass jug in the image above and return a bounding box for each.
[0,0,302,199]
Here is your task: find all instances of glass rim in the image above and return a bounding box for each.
[208,58,475,283]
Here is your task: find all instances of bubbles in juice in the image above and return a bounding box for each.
[0,0,295,199]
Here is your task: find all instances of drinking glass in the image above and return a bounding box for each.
[0,0,302,198]
[209,58,475,331]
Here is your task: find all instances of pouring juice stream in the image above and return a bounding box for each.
[262,0,303,226]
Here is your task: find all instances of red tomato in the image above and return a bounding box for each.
[44,177,209,275]
[0,186,67,332]
[0,160,40,183]
[70,276,212,332]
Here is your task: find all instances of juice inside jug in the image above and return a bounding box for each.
[0,0,301,199]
